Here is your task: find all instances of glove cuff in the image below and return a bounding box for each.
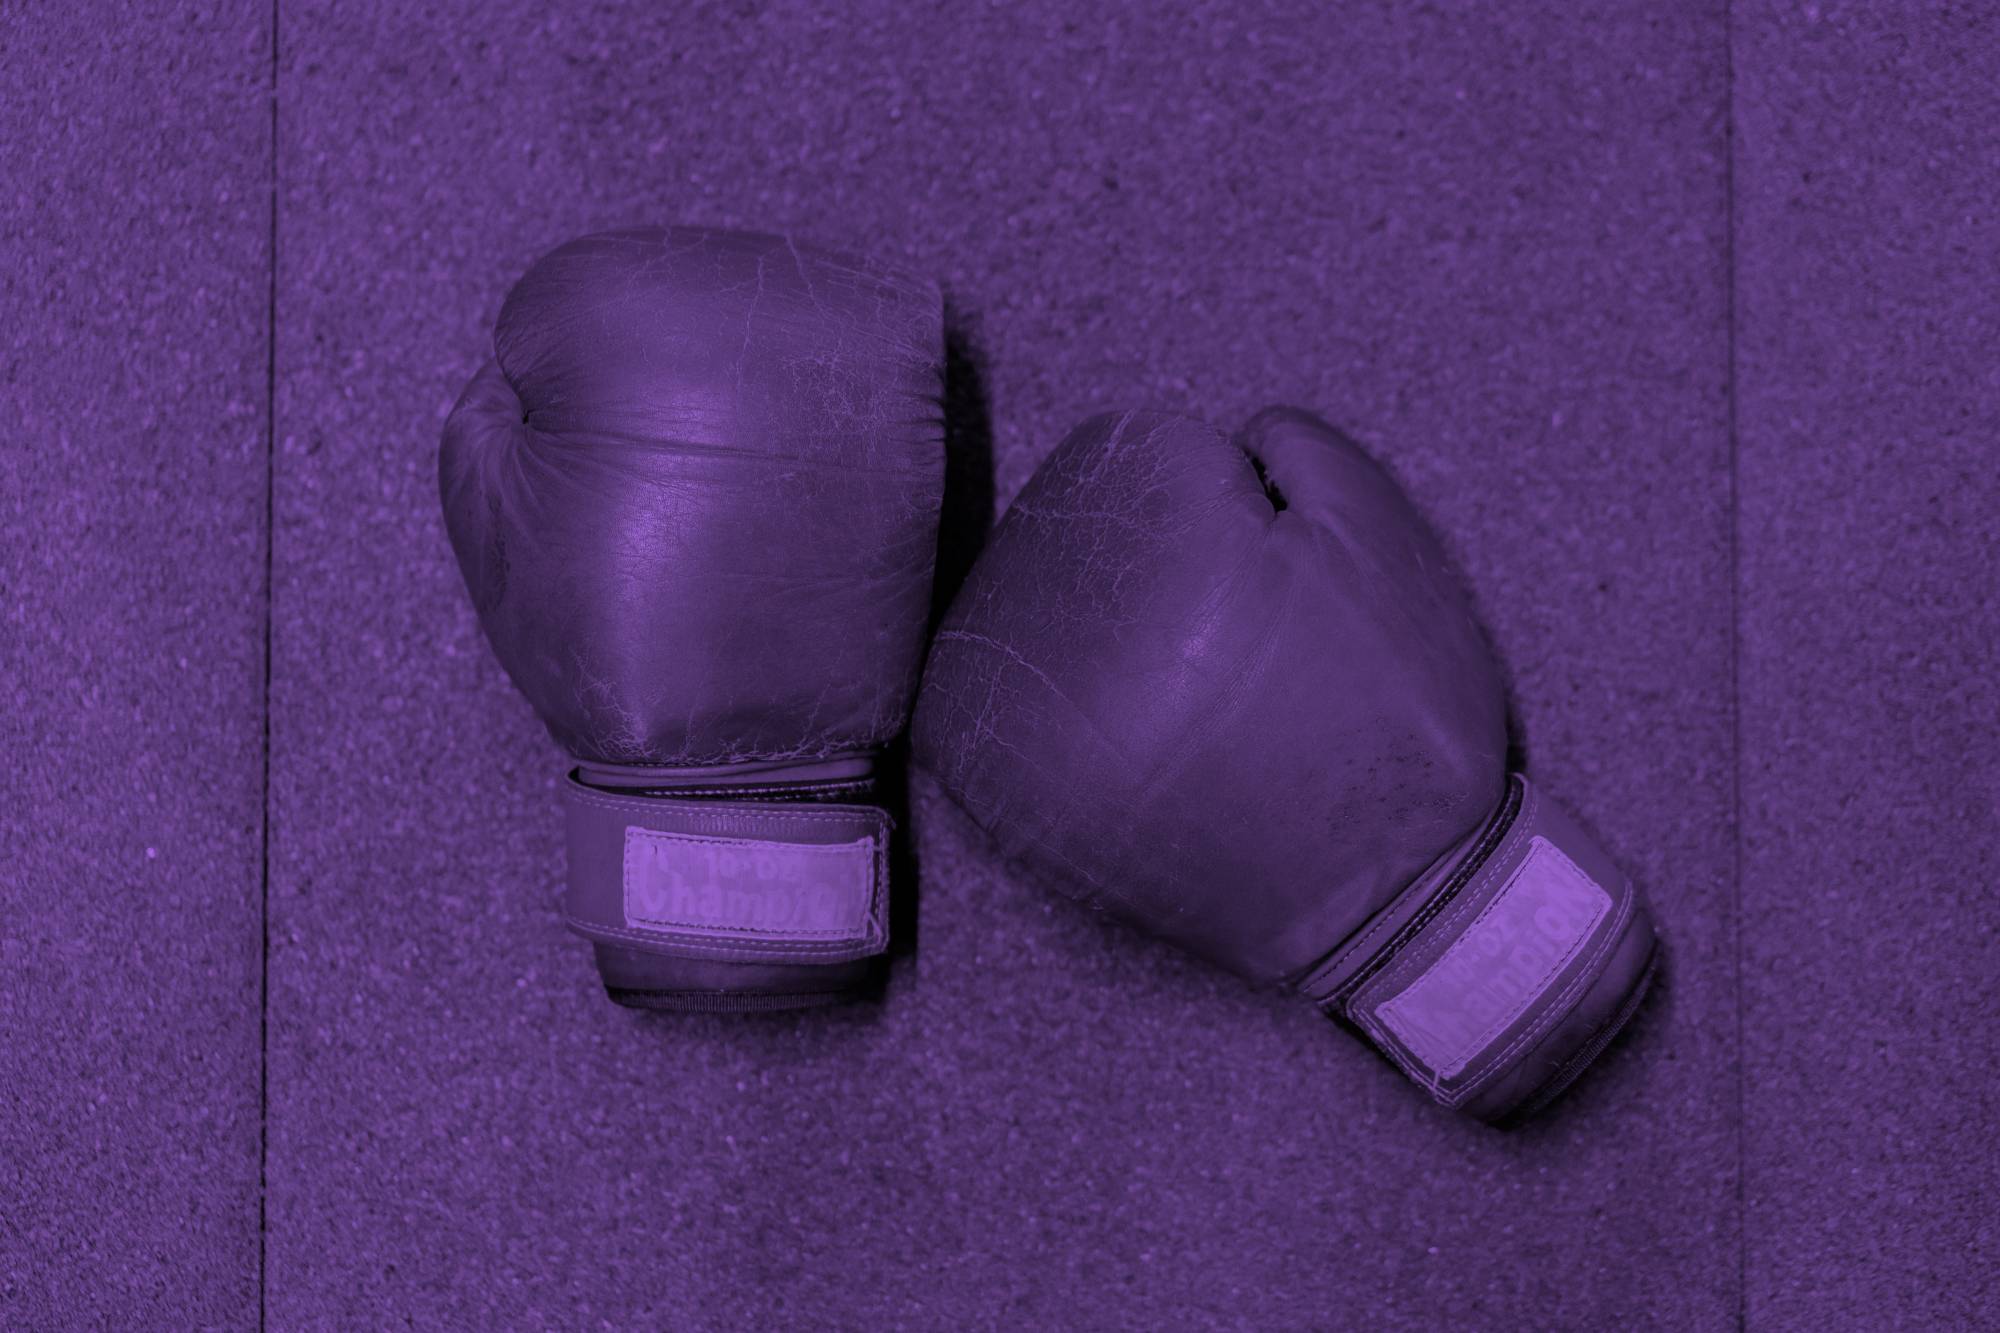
[560,757,893,1012]
[1302,775,1657,1123]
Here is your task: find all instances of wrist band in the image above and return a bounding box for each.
[1303,775,1655,1120]
[560,774,892,965]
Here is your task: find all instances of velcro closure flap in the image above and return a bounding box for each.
[1372,835,1610,1079]
[561,777,891,964]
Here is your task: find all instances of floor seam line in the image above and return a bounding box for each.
[1724,2,1750,1329]
[258,2,280,1329]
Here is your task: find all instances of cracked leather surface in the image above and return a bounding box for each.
[441,226,945,767]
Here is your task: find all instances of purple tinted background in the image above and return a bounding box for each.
[2,6,266,1325]
[2,1,1992,1327]
[1735,6,1999,1323]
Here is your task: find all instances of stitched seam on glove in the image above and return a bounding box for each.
[1312,779,1523,1005]
[562,916,880,958]
[566,787,890,829]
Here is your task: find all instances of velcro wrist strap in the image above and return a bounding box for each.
[560,775,891,965]
[1304,775,1656,1121]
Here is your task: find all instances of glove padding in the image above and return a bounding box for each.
[916,408,1655,1119]
[443,226,944,1010]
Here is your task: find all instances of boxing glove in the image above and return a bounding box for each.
[915,408,1656,1120]
[442,226,943,1011]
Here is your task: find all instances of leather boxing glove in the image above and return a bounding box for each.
[915,408,1656,1120]
[442,227,943,1011]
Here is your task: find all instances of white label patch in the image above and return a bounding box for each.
[622,828,875,940]
[1374,837,1610,1079]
